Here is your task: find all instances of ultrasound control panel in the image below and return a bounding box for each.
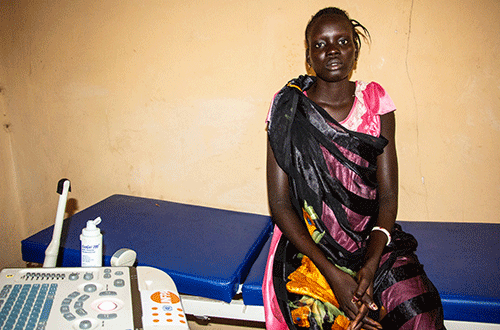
[0,266,189,330]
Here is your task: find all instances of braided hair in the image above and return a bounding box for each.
[305,7,370,55]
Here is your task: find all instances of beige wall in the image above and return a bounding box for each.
[1,0,499,268]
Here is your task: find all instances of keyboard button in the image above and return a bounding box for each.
[61,298,72,305]
[68,291,80,298]
[113,279,125,287]
[97,313,117,320]
[79,320,92,329]
[75,308,87,316]
[83,285,97,293]
[69,273,79,281]
[78,295,90,301]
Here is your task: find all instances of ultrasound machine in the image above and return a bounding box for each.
[0,179,189,330]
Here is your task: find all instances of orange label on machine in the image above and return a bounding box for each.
[150,291,180,304]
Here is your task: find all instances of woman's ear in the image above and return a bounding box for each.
[305,48,315,75]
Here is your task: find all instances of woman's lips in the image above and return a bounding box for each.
[326,58,342,69]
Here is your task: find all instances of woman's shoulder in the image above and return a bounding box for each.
[356,80,396,115]
[356,81,389,96]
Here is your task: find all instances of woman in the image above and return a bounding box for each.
[263,7,445,330]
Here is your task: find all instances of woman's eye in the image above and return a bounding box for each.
[339,39,349,46]
[315,42,325,48]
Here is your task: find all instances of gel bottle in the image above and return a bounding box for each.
[80,217,103,267]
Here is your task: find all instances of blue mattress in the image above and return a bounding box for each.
[21,194,273,303]
[400,221,500,324]
[241,221,500,324]
[241,234,272,306]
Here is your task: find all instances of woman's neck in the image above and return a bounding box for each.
[307,78,356,121]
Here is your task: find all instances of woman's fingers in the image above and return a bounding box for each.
[353,280,378,311]
[354,273,374,301]
[347,306,365,330]
[346,299,382,330]
[359,293,378,311]
[348,288,382,330]
[351,323,380,330]
[347,305,381,330]
[348,314,382,330]
[361,316,383,329]
[354,278,370,302]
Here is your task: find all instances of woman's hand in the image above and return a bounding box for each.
[347,261,380,330]
[353,259,378,305]
[347,287,376,330]
[322,265,381,330]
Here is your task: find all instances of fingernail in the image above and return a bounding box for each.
[370,302,378,310]
[352,296,359,302]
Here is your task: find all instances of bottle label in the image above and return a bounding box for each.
[82,244,100,252]
[81,242,102,267]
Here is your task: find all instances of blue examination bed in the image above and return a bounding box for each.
[21,194,500,327]
[21,194,273,304]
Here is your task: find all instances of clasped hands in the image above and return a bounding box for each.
[329,263,383,330]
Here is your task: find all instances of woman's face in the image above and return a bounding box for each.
[306,14,358,83]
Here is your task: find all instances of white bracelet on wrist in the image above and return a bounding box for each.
[371,226,391,246]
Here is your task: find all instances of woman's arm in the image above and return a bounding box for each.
[349,111,398,329]
[267,137,328,271]
[267,138,381,330]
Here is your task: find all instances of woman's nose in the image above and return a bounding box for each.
[326,43,340,55]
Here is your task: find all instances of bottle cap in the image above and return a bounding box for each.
[82,217,102,237]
